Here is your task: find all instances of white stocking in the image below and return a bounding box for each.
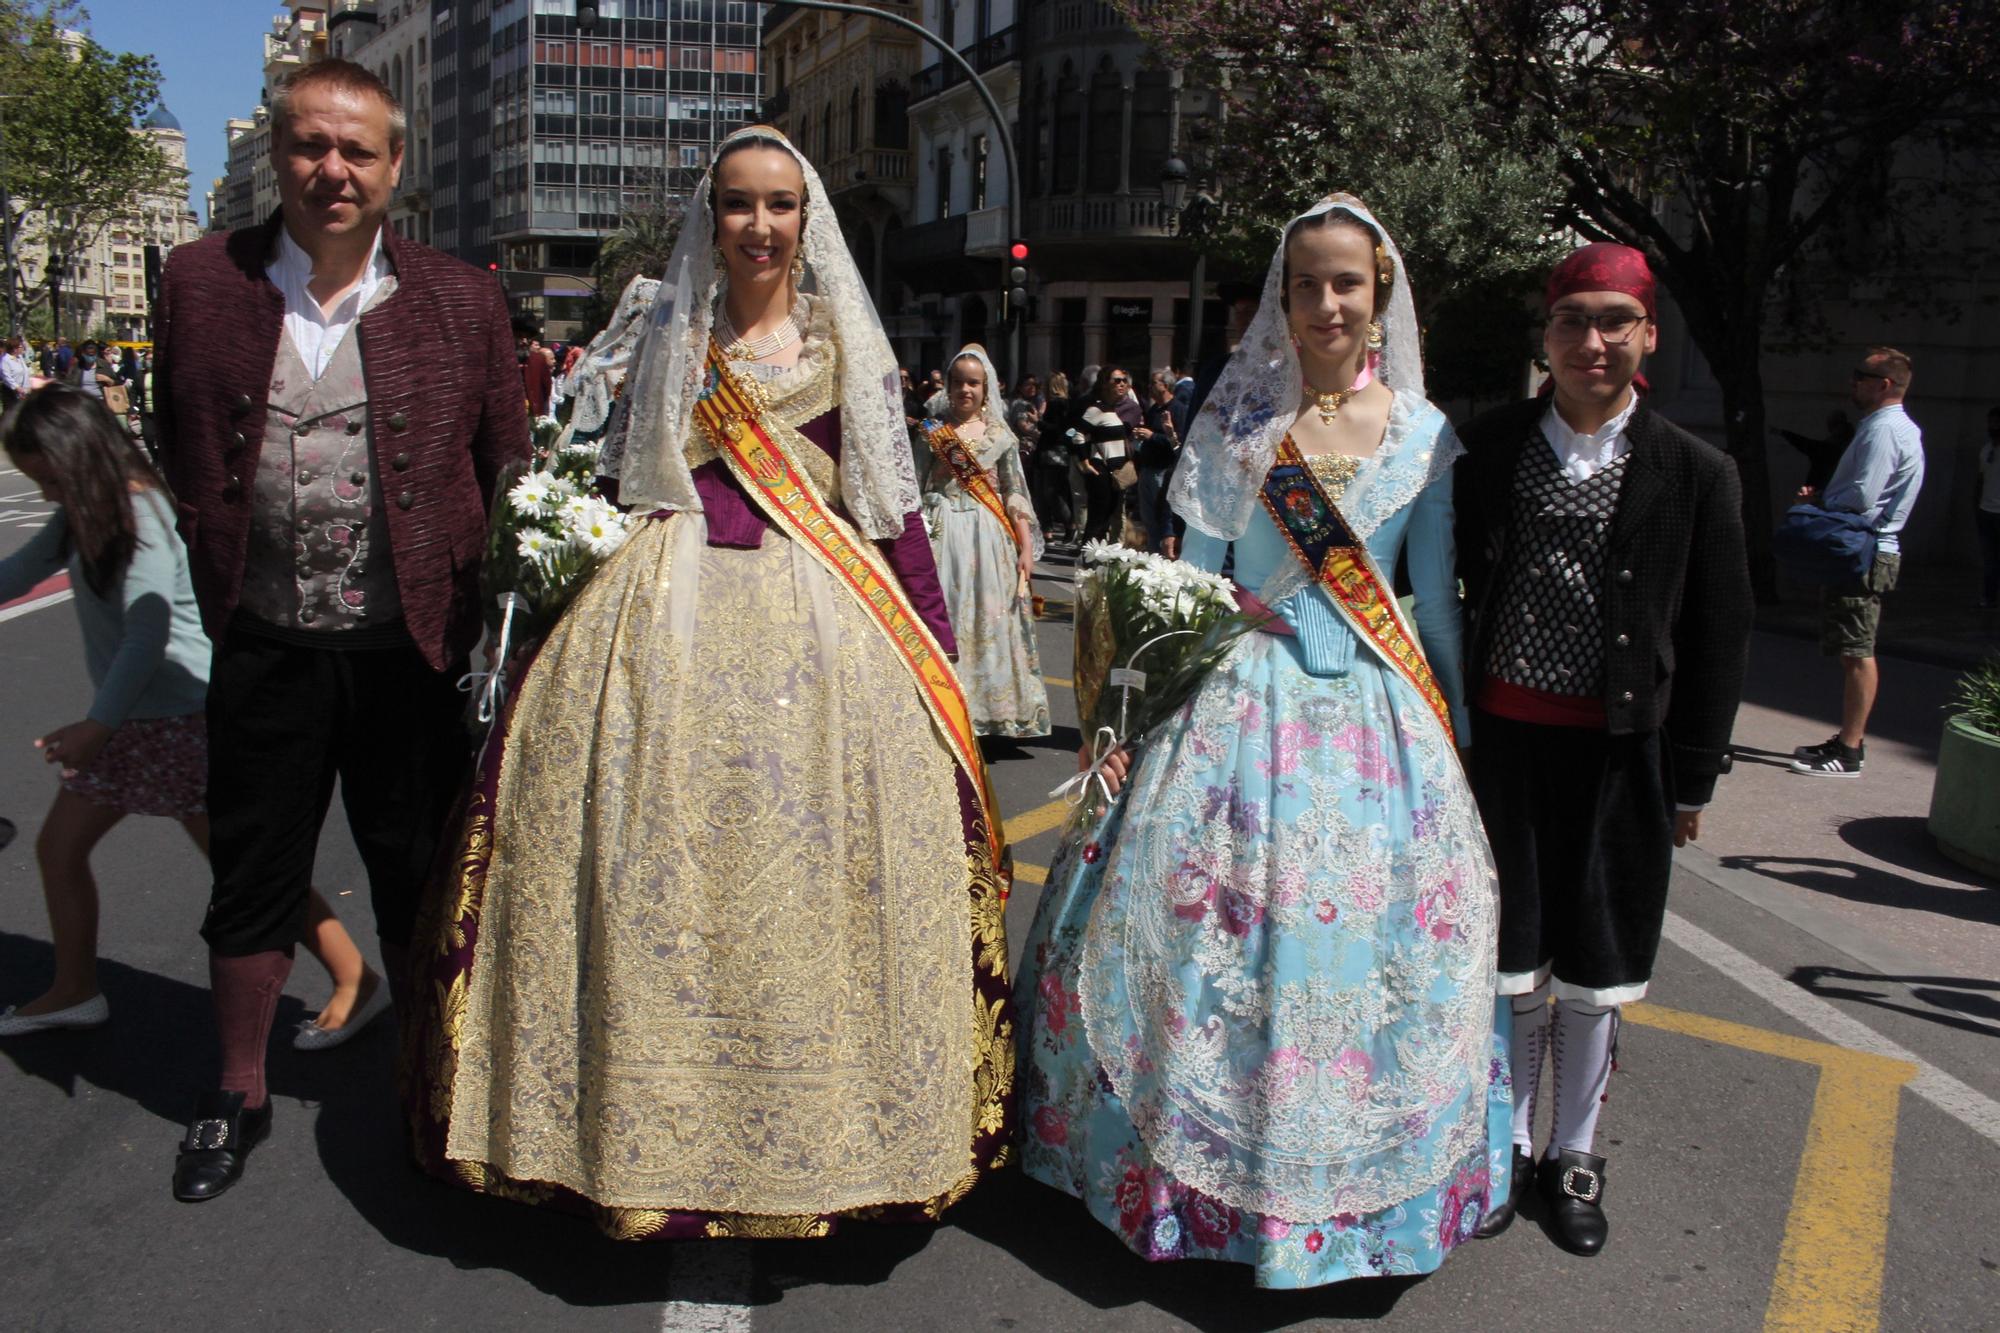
[1548,998,1620,1157]
[1507,983,1551,1153]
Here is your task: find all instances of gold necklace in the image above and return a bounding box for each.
[1307,383,1357,427]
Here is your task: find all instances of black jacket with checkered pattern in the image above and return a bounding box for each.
[1455,398,1754,805]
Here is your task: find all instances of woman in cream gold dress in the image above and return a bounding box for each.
[918,344,1051,739]
[405,127,1014,1240]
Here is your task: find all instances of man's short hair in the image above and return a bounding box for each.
[271,59,407,150]
[1864,345,1913,391]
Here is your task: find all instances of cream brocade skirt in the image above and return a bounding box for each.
[446,513,976,1214]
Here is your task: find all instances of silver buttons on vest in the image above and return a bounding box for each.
[1616,568,1634,585]
[1615,633,1631,647]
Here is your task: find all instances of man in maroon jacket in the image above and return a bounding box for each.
[152,60,528,1202]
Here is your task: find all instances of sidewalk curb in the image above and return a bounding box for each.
[1671,842,1943,982]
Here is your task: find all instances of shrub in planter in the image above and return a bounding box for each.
[1929,655,2000,879]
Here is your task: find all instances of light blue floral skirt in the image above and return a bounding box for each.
[1016,630,1512,1288]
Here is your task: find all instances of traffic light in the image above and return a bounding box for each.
[1005,240,1029,323]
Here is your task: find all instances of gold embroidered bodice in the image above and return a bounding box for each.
[684,296,840,498]
[1302,450,1363,505]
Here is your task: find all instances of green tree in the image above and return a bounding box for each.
[1126,0,1566,403]
[0,1,176,337]
[1458,0,2000,596]
[583,178,684,337]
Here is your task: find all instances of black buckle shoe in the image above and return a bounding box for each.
[172,1090,273,1203]
[1474,1148,1536,1239]
[1539,1148,1608,1256]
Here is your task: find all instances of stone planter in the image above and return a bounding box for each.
[1929,714,2000,880]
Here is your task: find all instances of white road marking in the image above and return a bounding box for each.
[658,1241,754,1333]
[1664,910,2000,1146]
[0,589,71,624]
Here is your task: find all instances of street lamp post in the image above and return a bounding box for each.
[753,1,1024,380]
[1160,155,1218,372]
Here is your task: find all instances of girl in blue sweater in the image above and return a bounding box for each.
[0,387,380,1047]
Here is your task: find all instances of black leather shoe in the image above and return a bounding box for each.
[172,1091,272,1202]
[1539,1148,1609,1256]
[1474,1148,1535,1239]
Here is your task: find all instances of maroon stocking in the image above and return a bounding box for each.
[210,949,294,1110]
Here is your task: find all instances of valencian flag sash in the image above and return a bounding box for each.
[1258,435,1457,745]
[923,418,1027,558]
[692,341,1010,876]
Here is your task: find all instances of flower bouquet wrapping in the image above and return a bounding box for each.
[467,419,634,730]
[1054,541,1259,836]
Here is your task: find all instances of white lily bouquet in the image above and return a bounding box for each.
[1056,540,1259,832]
[470,420,634,726]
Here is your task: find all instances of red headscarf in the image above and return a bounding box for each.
[1545,242,1656,318]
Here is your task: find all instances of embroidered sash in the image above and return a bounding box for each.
[1258,435,1457,745]
[692,342,1010,874]
[924,418,1026,558]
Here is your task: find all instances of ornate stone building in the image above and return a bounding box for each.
[761,1,920,304]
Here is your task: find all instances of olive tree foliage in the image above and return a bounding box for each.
[583,173,684,337]
[0,1,177,335]
[1122,0,1567,403]
[1457,0,2000,594]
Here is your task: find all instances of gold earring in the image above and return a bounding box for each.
[1366,320,1385,351]
[790,254,805,282]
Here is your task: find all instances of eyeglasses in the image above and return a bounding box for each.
[1546,311,1649,345]
[1109,376,1130,385]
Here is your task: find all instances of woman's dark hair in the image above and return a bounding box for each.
[1,384,168,596]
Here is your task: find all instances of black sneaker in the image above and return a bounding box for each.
[1792,733,1850,762]
[1791,740,1864,776]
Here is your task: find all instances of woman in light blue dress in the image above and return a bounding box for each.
[1015,195,1511,1288]
[920,344,1051,738]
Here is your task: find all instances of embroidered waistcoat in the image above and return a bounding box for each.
[238,281,404,632]
[1484,438,1630,698]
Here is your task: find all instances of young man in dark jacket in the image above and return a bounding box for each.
[1457,244,1753,1256]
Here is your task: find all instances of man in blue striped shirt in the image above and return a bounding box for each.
[1792,346,1926,776]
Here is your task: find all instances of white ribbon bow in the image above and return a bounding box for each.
[1049,724,1123,809]
[456,591,524,729]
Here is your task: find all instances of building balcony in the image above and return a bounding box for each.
[909,24,1020,105]
[884,213,966,268]
[814,146,912,191]
[1027,192,1173,241]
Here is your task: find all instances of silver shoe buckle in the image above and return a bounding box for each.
[185,1118,233,1151]
[1561,1165,1602,1203]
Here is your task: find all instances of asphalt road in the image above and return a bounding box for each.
[3,524,1998,1332]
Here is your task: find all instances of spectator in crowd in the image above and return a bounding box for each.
[0,387,380,1048]
[1077,364,1143,544]
[514,314,553,416]
[1979,406,2000,609]
[151,58,528,1201]
[69,340,115,402]
[0,335,30,408]
[1790,346,1926,776]
[1777,409,1854,496]
[52,336,74,377]
[1036,371,1075,539]
[1189,282,1261,420]
[1135,369,1183,553]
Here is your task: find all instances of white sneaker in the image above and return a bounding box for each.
[0,994,110,1036]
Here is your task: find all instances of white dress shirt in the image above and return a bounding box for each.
[265,225,393,381]
[1541,390,1639,483]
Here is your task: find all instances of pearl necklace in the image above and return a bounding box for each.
[715,306,801,361]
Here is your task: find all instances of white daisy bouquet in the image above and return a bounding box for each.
[470,423,634,723]
[1055,540,1259,827]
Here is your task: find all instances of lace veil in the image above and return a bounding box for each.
[608,126,918,539]
[561,274,659,436]
[1168,194,1426,541]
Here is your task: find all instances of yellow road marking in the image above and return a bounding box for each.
[1043,675,1072,688]
[1006,799,1073,846]
[1014,862,1047,887]
[1628,1003,1916,1333]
